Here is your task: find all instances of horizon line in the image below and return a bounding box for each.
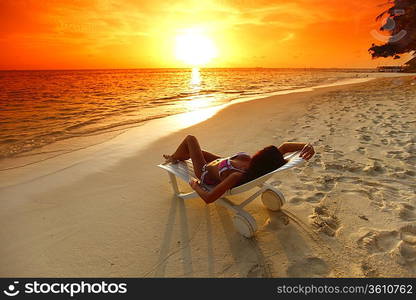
[0,67,378,72]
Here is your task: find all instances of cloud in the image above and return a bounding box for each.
[280,32,295,42]
[0,0,397,68]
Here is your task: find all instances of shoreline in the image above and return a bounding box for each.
[0,73,401,175]
[1,69,379,163]
[3,71,411,171]
[0,75,415,277]
[0,76,382,188]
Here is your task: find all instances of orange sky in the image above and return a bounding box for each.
[0,0,411,69]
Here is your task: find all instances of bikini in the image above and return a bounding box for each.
[200,152,249,185]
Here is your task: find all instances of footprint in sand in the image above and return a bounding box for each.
[385,153,402,160]
[324,160,363,174]
[404,155,416,165]
[404,143,415,154]
[395,224,416,265]
[363,160,385,175]
[289,196,304,205]
[309,205,340,237]
[313,175,336,192]
[369,188,405,212]
[286,257,330,277]
[305,192,325,203]
[308,158,322,168]
[289,192,325,205]
[381,138,389,145]
[398,203,416,221]
[357,229,399,253]
[400,224,416,245]
[356,146,366,154]
[336,176,361,184]
[360,135,372,142]
[355,126,368,133]
[332,150,343,159]
[358,225,416,267]
[404,170,415,177]
[323,145,334,153]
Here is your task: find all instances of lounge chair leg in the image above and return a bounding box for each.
[167,172,180,196]
[217,197,239,213]
[237,187,266,209]
[232,210,258,238]
[218,197,258,238]
[261,185,285,211]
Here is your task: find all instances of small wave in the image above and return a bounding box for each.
[36,130,64,138]
[148,99,172,105]
[154,95,180,101]
[199,89,219,94]
[0,138,19,144]
[44,99,65,103]
[93,92,108,96]
[224,90,244,94]
[155,89,219,102]
[65,118,102,131]
[102,112,122,117]
[241,92,262,95]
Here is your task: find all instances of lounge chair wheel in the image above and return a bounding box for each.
[232,211,257,238]
[261,189,285,211]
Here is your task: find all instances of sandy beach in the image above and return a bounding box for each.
[1,76,415,278]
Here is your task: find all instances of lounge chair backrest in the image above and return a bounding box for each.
[158,151,304,194]
[228,151,304,194]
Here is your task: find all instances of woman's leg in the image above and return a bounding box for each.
[202,150,221,163]
[164,149,219,164]
[168,135,207,178]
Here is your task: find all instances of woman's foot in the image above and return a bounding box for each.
[163,154,179,164]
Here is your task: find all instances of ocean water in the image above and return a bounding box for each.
[0,68,374,159]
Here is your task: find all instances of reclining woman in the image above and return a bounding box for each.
[163,135,315,204]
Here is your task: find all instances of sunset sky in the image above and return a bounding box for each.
[0,0,412,70]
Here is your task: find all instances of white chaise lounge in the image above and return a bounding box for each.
[158,151,304,238]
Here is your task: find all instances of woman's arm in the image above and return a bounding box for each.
[278,142,306,153]
[278,142,315,160]
[189,172,243,204]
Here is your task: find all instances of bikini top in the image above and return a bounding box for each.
[217,152,250,176]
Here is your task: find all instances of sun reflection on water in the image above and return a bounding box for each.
[190,67,201,86]
[186,68,211,110]
[175,67,218,127]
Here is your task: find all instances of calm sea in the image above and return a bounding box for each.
[0,68,374,159]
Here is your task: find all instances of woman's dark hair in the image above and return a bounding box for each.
[237,145,286,186]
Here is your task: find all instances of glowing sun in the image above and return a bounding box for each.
[175,30,218,66]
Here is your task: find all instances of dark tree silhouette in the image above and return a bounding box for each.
[369,0,416,70]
